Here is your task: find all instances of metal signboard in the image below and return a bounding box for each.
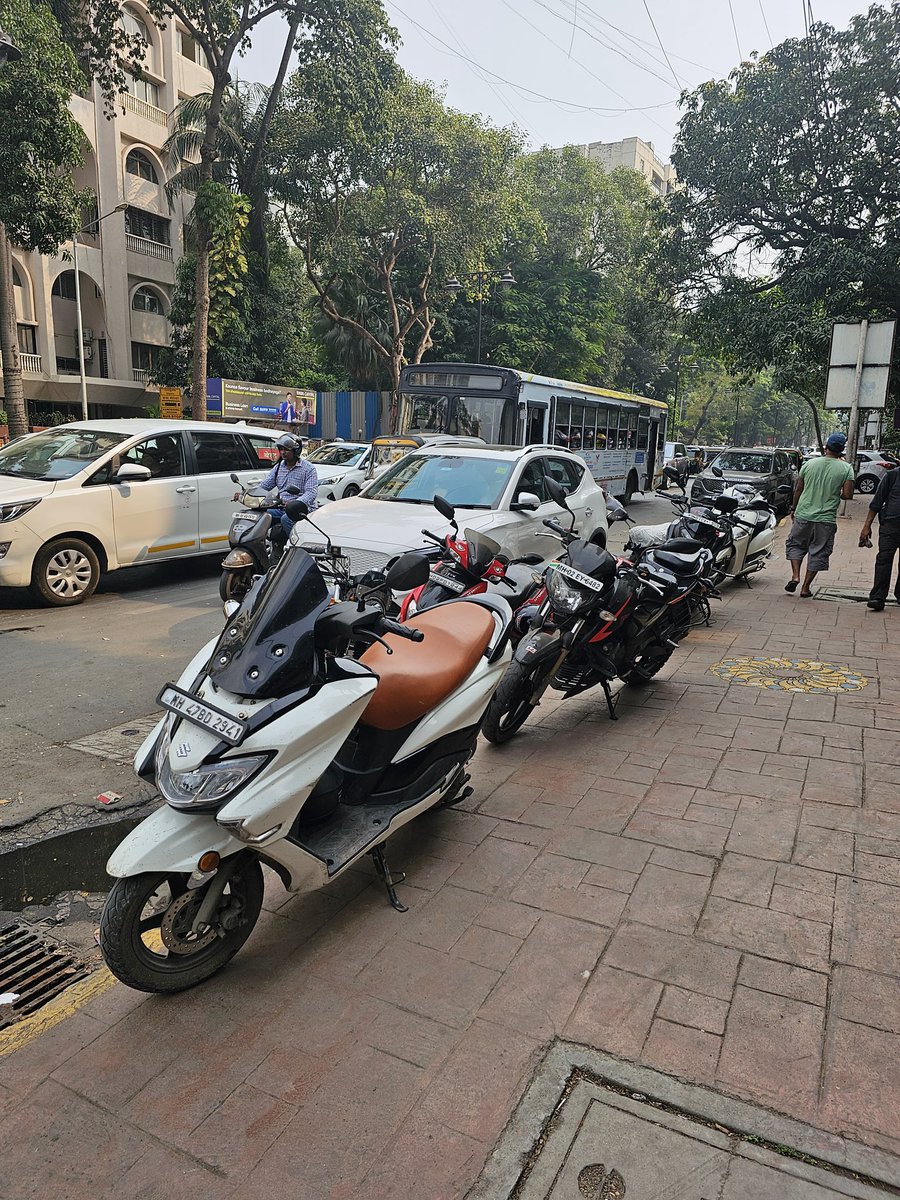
[158,387,183,419]
[825,320,896,409]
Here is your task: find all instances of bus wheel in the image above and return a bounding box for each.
[623,471,639,504]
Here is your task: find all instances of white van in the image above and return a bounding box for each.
[0,419,281,605]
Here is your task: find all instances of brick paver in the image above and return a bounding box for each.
[2,499,900,1196]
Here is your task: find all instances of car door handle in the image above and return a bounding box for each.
[175,485,197,494]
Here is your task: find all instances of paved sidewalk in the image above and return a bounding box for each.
[1,498,898,1198]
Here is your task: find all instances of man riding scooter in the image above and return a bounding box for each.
[235,434,318,556]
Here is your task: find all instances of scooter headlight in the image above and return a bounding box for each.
[157,745,269,809]
[547,570,591,613]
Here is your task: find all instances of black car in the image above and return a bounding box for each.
[690,447,797,514]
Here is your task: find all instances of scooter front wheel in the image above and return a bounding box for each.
[219,570,250,604]
[482,660,546,745]
[99,858,264,993]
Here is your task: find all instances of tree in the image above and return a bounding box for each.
[276,71,522,416]
[670,3,900,435]
[0,0,89,438]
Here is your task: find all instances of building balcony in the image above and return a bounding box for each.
[126,233,173,261]
[1,352,43,374]
[133,368,150,383]
[121,92,168,128]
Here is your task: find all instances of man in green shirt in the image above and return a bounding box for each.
[784,433,855,597]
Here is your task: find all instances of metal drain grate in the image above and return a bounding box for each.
[0,924,89,1028]
[815,586,872,603]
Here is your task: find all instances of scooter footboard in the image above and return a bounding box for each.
[106,805,245,877]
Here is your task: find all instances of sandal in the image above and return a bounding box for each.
[799,591,813,599]
[784,580,799,593]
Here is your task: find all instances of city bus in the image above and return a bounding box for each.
[397,362,667,500]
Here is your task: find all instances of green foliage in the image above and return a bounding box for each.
[670,2,900,406]
[676,364,815,447]
[276,68,521,390]
[195,182,251,338]
[0,0,90,251]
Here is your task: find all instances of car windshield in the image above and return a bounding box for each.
[307,445,366,467]
[711,452,773,474]
[365,454,514,508]
[0,427,128,480]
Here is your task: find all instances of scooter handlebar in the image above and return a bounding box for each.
[380,617,425,642]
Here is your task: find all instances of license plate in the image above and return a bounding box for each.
[428,571,466,593]
[548,560,605,592]
[158,685,246,746]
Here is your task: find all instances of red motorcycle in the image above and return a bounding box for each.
[399,494,544,622]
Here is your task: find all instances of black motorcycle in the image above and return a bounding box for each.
[482,479,715,744]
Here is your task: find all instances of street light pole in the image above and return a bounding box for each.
[72,202,127,421]
[445,265,516,365]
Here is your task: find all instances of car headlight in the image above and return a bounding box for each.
[157,741,268,809]
[547,570,591,613]
[0,498,41,523]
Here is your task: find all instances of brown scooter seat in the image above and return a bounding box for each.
[359,602,496,731]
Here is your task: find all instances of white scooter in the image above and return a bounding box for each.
[99,543,514,993]
[628,472,788,587]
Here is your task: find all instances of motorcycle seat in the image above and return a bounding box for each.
[359,602,496,731]
[660,537,704,554]
[651,545,708,574]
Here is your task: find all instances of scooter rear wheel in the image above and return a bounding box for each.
[482,660,544,745]
[99,858,264,993]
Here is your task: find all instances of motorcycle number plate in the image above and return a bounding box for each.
[428,571,466,593]
[158,685,246,746]
[548,560,605,592]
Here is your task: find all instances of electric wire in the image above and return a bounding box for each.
[757,0,774,47]
[552,0,717,74]
[423,0,527,127]
[727,0,744,60]
[500,0,674,137]
[641,0,684,90]
[384,0,678,116]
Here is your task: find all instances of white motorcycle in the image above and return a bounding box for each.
[99,546,514,993]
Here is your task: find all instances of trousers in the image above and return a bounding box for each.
[870,517,900,602]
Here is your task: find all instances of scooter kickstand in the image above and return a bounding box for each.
[370,844,408,913]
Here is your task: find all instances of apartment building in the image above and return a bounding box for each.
[556,135,677,197]
[4,3,210,423]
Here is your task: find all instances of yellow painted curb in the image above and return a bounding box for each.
[0,968,118,1059]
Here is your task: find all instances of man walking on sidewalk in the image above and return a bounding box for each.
[785,432,855,598]
[858,463,900,610]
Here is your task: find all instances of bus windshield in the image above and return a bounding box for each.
[365,453,514,508]
[402,393,512,443]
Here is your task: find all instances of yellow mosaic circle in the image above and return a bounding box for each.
[709,656,868,694]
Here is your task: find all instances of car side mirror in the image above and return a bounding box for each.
[511,491,541,512]
[384,551,430,591]
[115,463,152,483]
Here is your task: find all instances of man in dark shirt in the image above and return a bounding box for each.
[859,464,900,610]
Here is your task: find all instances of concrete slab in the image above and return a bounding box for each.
[470,1043,900,1199]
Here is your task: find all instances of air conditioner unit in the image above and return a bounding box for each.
[81,328,94,343]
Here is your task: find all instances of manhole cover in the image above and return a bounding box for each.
[708,656,868,694]
[815,587,872,604]
[0,923,89,1028]
[470,1045,900,1199]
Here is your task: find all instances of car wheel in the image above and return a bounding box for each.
[856,474,878,495]
[342,484,360,498]
[30,537,101,606]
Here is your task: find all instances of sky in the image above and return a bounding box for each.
[237,0,873,160]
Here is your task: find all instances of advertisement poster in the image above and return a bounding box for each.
[207,379,317,424]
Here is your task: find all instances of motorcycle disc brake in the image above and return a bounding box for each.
[160,889,220,955]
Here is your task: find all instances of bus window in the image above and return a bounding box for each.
[595,405,609,449]
[553,399,570,446]
[637,417,650,451]
[582,406,597,451]
[569,404,585,450]
[450,396,511,442]
[405,394,449,432]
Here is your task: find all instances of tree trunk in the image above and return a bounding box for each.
[191,74,227,421]
[0,225,26,439]
[389,354,401,433]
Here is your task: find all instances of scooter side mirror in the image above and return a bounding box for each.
[284,498,309,520]
[545,477,570,509]
[608,507,630,523]
[513,553,544,565]
[711,466,724,478]
[230,472,241,484]
[432,494,456,523]
[384,551,430,591]
[286,485,302,495]
[777,483,793,495]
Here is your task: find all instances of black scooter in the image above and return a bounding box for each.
[219,474,298,602]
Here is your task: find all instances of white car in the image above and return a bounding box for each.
[307,441,372,504]
[291,444,608,576]
[0,419,280,605]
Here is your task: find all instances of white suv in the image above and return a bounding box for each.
[0,419,280,605]
[292,444,608,576]
[307,441,373,504]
